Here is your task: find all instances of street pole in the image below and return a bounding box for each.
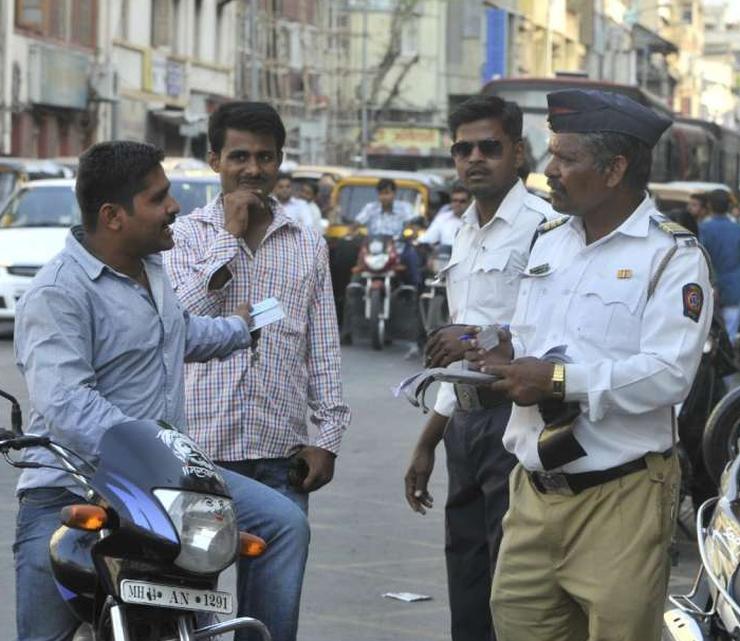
[250,0,259,100]
[360,4,368,168]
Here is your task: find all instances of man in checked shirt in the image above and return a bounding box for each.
[164,101,350,623]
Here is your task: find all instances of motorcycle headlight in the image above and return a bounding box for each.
[364,253,389,271]
[368,239,384,254]
[153,489,238,574]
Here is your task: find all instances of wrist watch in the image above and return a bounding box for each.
[551,363,566,400]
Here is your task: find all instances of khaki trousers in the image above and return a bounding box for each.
[491,454,679,641]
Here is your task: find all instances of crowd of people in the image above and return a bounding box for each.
[8,87,734,641]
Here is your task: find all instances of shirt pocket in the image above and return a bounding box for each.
[573,273,644,351]
[470,250,525,310]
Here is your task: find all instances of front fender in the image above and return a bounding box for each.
[663,609,706,641]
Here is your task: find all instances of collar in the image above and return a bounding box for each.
[67,226,106,280]
[567,193,653,240]
[192,193,301,233]
[66,226,163,281]
[462,179,526,229]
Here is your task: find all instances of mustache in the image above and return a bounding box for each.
[547,180,565,194]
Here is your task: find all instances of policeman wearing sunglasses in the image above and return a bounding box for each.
[404,95,553,641]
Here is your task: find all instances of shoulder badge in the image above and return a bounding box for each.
[537,216,570,235]
[650,212,695,239]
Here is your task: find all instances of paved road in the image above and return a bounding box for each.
[0,333,699,640]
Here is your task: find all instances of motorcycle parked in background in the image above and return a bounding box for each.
[0,388,271,641]
[664,385,740,641]
[418,244,451,335]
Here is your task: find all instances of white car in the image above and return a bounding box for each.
[0,179,79,320]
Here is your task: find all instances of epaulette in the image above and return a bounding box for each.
[650,213,697,246]
[537,216,570,234]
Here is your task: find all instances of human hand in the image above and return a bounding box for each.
[425,325,480,368]
[487,357,556,406]
[233,303,260,344]
[463,327,514,371]
[404,443,436,514]
[295,446,336,493]
[223,190,266,238]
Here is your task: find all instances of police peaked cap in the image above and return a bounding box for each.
[546,89,673,147]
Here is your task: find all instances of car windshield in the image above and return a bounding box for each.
[0,186,80,228]
[169,179,221,216]
[0,172,17,205]
[338,185,419,223]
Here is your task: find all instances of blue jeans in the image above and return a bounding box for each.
[14,468,310,641]
[216,457,309,514]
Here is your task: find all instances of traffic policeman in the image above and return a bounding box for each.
[473,90,712,641]
[404,95,552,641]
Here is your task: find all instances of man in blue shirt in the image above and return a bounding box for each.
[13,141,309,641]
[699,189,740,338]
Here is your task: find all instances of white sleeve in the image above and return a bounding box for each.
[565,246,713,420]
[433,382,457,417]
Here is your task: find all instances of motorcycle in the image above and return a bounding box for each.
[418,244,451,335]
[344,230,419,351]
[0,387,271,641]
[664,385,740,641]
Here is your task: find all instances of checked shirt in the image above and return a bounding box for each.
[164,195,350,461]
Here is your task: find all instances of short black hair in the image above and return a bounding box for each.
[690,192,709,207]
[208,101,286,154]
[276,172,292,183]
[580,132,653,192]
[76,141,164,231]
[708,189,730,214]
[302,181,319,196]
[448,95,523,142]
[451,184,470,197]
[377,178,397,192]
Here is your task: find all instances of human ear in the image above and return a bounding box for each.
[604,155,628,189]
[99,203,126,231]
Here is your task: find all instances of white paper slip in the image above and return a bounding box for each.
[382,592,432,603]
[250,297,286,330]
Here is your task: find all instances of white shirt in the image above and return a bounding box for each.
[503,197,713,473]
[419,212,464,246]
[303,199,324,234]
[433,179,553,416]
[280,197,315,228]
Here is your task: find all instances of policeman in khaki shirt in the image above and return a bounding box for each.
[404,95,552,641]
[470,90,712,641]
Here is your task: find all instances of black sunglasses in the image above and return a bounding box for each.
[450,138,503,159]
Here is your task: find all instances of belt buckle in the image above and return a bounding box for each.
[454,385,481,411]
[537,472,574,496]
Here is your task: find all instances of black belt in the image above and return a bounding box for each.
[453,384,508,411]
[528,448,673,495]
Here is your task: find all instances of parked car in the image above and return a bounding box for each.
[0,158,73,206]
[0,179,79,320]
[168,173,221,216]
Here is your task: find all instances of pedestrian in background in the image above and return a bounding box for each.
[687,191,710,223]
[299,180,326,234]
[473,89,711,641]
[404,95,552,641]
[700,189,740,339]
[273,171,315,229]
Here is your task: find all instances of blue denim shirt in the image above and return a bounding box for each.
[14,228,250,493]
[699,216,740,306]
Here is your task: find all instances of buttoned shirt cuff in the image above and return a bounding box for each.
[433,382,457,417]
[314,424,346,455]
[227,315,252,348]
[204,230,240,293]
[511,337,524,360]
[563,363,589,403]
